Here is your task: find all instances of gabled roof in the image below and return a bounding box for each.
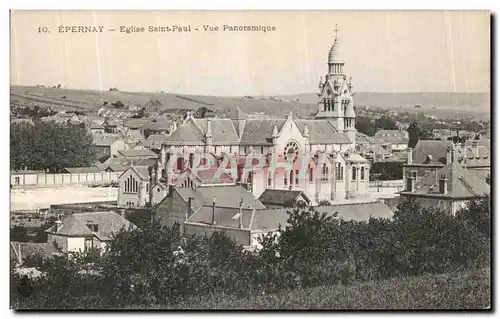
[175,185,266,214]
[144,134,170,149]
[120,165,151,180]
[63,166,102,174]
[374,130,409,144]
[355,132,373,145]
[295,119,351,144]
[258,189,310,207]
[403,162,490,199]
[240,118,287,145]
[117,148,158,159]
[193,119,240,145]
[162,120,205,145]
[45,211,136,241]
[123,118,151,129]
[172,167,235,186]
[412,140,454,165]
[93,136,120,147]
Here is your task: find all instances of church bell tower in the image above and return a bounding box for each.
[316,24,356,145]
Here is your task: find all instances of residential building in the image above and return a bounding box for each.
[399,162,490,215]
[44,211,136,253]
[373,130,409,152]
[93,136,127,162]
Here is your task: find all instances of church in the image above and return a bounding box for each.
[118,27,372,207]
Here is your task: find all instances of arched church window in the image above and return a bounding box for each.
[360,167,365,180]
[309,165,314,182]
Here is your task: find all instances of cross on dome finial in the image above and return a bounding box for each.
[334,24,339,41]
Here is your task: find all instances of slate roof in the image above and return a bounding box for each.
[163,120,205,145]
[144,134,170,149]
[93,136,119,147]
[411,140,454,165]
[401,162,490,199]
[63,167,102,174]
[117,148,158,159]
[45,211,137,241]
[240,119,287,145]
[193,119,240,144]
[175,185,266,214]
[374,130,409,144]
[142,121,170,132]
[258,189,310,207]
[89,122,104,129]
[120,165,151,180]
[295,119,351,144]
[356,132,373,145]
[102,157,156,172]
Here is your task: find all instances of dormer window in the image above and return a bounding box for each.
[86,221,98,232]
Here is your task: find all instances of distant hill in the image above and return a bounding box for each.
[10,86,490,120]
[274,92,490,111]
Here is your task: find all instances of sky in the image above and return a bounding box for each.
[10,10,490,96]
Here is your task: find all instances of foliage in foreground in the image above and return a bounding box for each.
[160,267,490,310]
[11,197,490,309]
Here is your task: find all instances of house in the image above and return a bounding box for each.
[88,122,105,136]
[356,143,392,162]
[399,162,490,215]
[373,130,409,151]
[403,140,491,188]
[44,211,136,253]
[122,118,151,138]
[93,136,127,162]
[143,134,170,151]
[258,189,311,208]
[156,184,393,249]
[142,118,171,137]
[102,118,123,133]
[117,148,158,161]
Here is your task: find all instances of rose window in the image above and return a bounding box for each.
[284,141,299,163]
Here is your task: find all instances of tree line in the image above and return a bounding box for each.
[11,197,490,309]
[10,122,97,173]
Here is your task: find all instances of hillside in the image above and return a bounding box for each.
[158,267,490,310]
[10,86,490,120]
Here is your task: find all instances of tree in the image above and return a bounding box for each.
[10,122,97,173]
[408,120,420,148]
[355,116,375,136]
[374,116,397,131]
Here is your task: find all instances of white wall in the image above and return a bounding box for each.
[67,237,85,253]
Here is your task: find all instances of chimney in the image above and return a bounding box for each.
[186,197,193,220]
[406,147,413,165]
[212,197,216,226]
[472,141,479,158]
[439,174,448,194]
[446,146,452,165]
[55,220,63,232]
[18,243,22,265]
[406,174,415,192]
[239,197,243,229]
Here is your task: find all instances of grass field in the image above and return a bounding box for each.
[11,86,490,120]
[150,267,490,310]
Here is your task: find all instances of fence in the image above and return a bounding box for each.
[10,171,121,188]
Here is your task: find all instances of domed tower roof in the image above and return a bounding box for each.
[328,38,341,64]
[328,24,343,64]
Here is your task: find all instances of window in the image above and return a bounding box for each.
[412,171,417,179]
[157,188,161,192]
[290,170,294,186]
[176,157,184,171]
[309,166,314,182]
[244,146,247,153]
[268,172,272,187]
[124,175,138,193]
[214,146,218,154]
[295,170,299,185]
[146,183,149,193]
[352,166,357,180]
[336,164,343,181]
[247,172,253,184]
[14,177,20,185]
[189,153,194,168]
[322,164,328,181]
[284,171,288,186]
[261,146,264,154]
[360,167,365,180]
[86,223,98,232]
